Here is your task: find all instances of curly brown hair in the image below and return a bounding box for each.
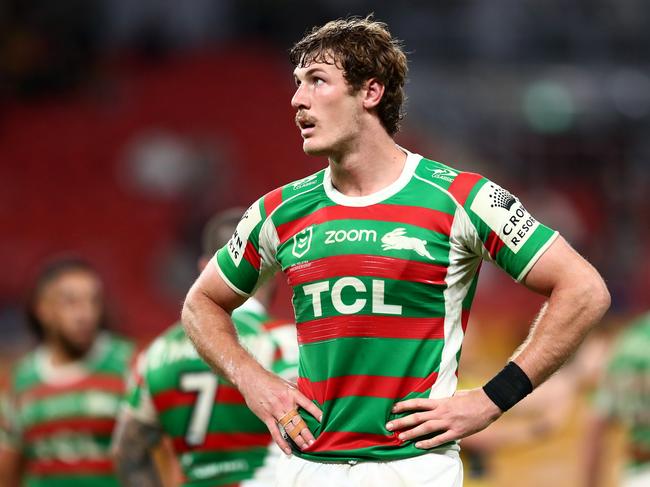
[289,15,408,136]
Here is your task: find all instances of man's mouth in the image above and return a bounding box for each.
[296,114,317,132]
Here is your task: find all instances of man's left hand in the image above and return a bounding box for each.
[386,388,502,449]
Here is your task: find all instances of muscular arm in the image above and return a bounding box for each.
[389,237,610,448]
[182,263,262,391]
[112,412,163,487]
[513,236,610,385]
[182,263,322,454]
[0,447,23,487]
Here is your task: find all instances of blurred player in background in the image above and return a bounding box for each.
[0,257,134,487]
[583,311,650,487]
[112,208,298,486]
[182,15,610,487]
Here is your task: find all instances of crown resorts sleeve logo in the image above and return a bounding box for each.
[292,226,313,258]
[381,228,435,260]
[470,182,541,254]
[489,186,517,210]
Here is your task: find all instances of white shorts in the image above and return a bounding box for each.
[275,450,463,487]
[623,464,650,487]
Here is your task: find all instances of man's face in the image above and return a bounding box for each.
[36,270,104,359]
[292,56,364,157]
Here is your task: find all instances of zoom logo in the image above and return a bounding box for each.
[324,229,377,244]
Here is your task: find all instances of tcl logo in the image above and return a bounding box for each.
[303,278,402,317]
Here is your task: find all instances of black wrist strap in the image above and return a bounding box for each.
[482,361,533,412]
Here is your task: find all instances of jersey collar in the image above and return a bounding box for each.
[323,147,421,207]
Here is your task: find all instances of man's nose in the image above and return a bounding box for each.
[291,83,309,110]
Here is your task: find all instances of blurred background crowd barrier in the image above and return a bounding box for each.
[1,2,648,485]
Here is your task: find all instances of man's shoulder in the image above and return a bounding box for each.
[413,157,486,207]
[613,313,650,361]
[143,323,203,375]
[103,332,135,355]
[9,351,41,392]
[255,169,327,220]
[96,332,135,369]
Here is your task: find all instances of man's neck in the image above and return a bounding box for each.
[327,130,406,197]
[47,341,86,367]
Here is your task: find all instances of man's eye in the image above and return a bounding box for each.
[314,78,324,86]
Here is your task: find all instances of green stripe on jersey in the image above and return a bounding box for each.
[26,474,118,487]
[299,338,444,382]
[159,404,268,438]
[180,448,267,486]
[276,219,453,268]
[21,390,121,429]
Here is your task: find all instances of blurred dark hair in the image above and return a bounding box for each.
[26,256,107,341]
[201,207,246,258]
[289,15,408,136]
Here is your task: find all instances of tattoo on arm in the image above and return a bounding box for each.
[113,416,164,487]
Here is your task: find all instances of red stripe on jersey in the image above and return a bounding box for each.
[484,230,505,260]
[152,384,245,413]
[22,374,125,402]
[216,385,246,404]
[25,418,115,441]
[297,372,439,403]
[263,319,293,331]
[448,172,482,206]
[243,241,261,270]
[297,315,445,345]
[307,431,402,452]
[286,254,447,287]
[27,458,114,476]
[263,186,284,216]
[461,309,470,333]
[172,432,270,453]
[275,205,453,244]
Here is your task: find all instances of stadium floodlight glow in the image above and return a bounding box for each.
[523,80,575,134]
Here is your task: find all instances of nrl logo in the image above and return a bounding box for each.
[292,226,313,258]
[381,228,435,261]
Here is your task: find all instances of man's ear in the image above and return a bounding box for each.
[362,78,385,109]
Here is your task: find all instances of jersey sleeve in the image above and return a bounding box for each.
[0,389,22,451]
[215,194,281,297]
[122,352,159,426]
[452,174,559,281]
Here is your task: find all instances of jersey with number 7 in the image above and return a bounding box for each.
[123,299,297,486]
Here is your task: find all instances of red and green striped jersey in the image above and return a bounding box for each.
[594,312,650,469]
[124,299,297,487]
[0,333,134,487]
[215,149,558,463]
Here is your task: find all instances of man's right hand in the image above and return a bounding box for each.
[239,367,322,455]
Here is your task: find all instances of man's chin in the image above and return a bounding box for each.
[59,336,96,360]
[302,140,329,156]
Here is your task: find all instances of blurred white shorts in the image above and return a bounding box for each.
[623,464,650,487]
[275,449,463,487]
